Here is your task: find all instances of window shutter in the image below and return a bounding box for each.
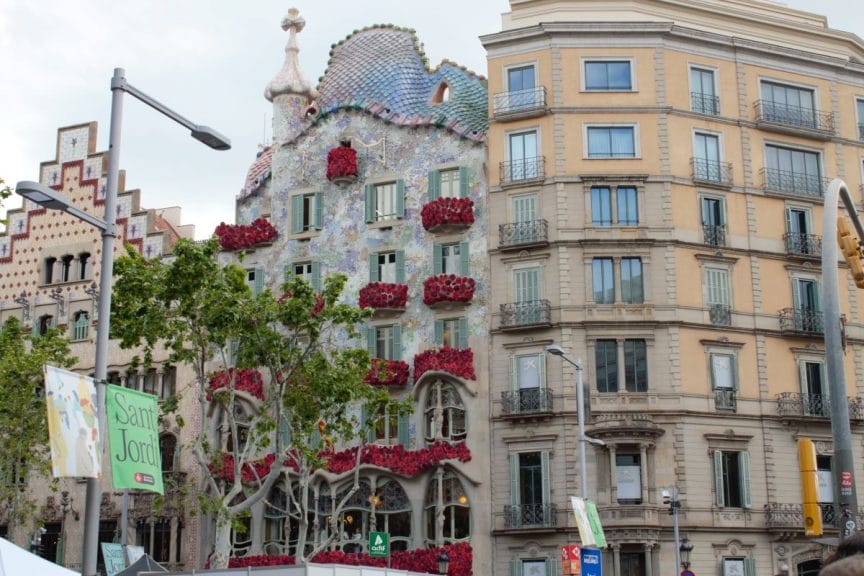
[458,166,469,198]
[510,356,519,391]
[457,317,468,349]
[792,279,802,311]
[510,453,521,506]
[713,450,725,507]
[283,264,292,284]
[538,353,547,390]
[541,451,551,521]
[395,180,405,219]
[813,281,822,312]
[433,244,443,275]
[313,192,324,230]
[740,451,751,508]
[434,320,444,346]
[784,207,793,233]
[744,558,756,576]
[459,240,470,276]
[366,326,377,357]
[291,195,304,234]
[310,261,321,291]
[369,253,379,283]
[397,412,409,446]
[395,250,405,284]
[361,404,375,444]
[392,324,402,361]
[709,353,718,390]
[545,559,558,576]
[428,170,440,201]
[731,355,739,391]
[254,268,264,296]
[510,559,522,576]
[365,185,375,223]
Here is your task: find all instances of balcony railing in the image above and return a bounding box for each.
[765,502,838,529]
[493,86,547,116]
[499,219,549,249]
[691,157,733,186]
[779,307,824,335]
[784,233,822,257]
[702,224,726,247]
[500,156,545,185]
[754,100,835,134]
[714,388,736,411]
[762,168,827,198]
[691,92,720,116]
[776,392,864,420]
[709,304,732,326]
[504,503,558,529]
[500,300,552,329]
[501,388,553,415]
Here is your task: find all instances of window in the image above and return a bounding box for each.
[857,99,864,140]
[694,132,722,182]
[620,258,643,304]
[690,66,718,115]
[424,380,466,443]
[365,181,404,223]
[291,192,323,233]
[370,251,404,284]
[434,241,469,276]
[509,194,541,244]
[425,472,470,545]
[721,557,756,576]
[504,64,540,111]
[137,519,174,563]
[513,267,541,323]
[435,317,468,349]
[72,311,89,341]
[793,278,821,333]
[701,196,726,246]
[508,65,536,93]
[143,369,158,395]
[591,187,612,226]
[587,126,636,158]
[592,258,614,303]
[713,450,751,508]
[515,559,556,576]
[595,340,618,393]
[760,81,816,128]
[817,455,833,503]
[764,144,822,196]
[428,167,468,200]
[616,454,642,504]
[367,324,401,361]
[286,261,321,291]
[371,405,403,445]
[618,186,638,225]
[589,185,640,227]
[800,360,827,416]
[710,352,737,410]
[786,207,816,255]
[161,366,176,400]
[36,314,54,336]
[509,451,551,526]
[584,60,632,91]
[705,266,731,325]
[78,252,91,280]
[44,257,56,284]
[510,352,547,412]
[593,338,649,393]
[623,339,648,392]
[247,268,264,295]
[508,131,539,180]
[60,255,74,282]
[159,434,177,473]
[439,168,461,198]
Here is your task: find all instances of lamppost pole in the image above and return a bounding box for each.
[663,487,682,576]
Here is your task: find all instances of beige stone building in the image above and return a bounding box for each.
[481,1,864,575]
[0,122,200,572]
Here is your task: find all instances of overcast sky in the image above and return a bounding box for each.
[1,0,862,239]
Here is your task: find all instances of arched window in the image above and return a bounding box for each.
[73,311,89,341]
[225,402,251,454]
[425,470,470,546]
[797,560,821,576]
[332,479,412,553]
[159,434,176,473]
[37,314,54,336]
[44,257,57,284]
[334,480,371,553]
[424,380,466,443]
[373,479,411,551]
[161,366,176,400]
[78,252,91,280]
[60,255,74,282]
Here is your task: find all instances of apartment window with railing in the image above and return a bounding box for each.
[508,352,548,413]
[365,181,405,223]
[760,80,816,128]
[504,64,541,111]
[690,66,719,115]
[799,359,828,417]
[785,207,819,256]
[508,451,552,527]
[508,131,540,181]
[704,266,731,325]
[713,450,751,508]
[700,196,726,246]
[590,186,638,226]
[764,144,823,197]
[694,132,724,182]
[710,351,738,411]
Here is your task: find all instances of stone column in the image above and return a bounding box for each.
[639,444,648,504]
[169,517,179,565]
[608,444,618,505]
[612,543,621,576]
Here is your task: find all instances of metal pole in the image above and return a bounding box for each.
[575,361,587,499]
[81,66,123,576]
[672,491,681,576]
[823,178,859,538]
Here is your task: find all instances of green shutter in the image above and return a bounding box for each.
[459,240,470,276]
[743,558,756,576]
[433,244,443,275]
[365,185,375,223]
[395,180,405,219]
[709,353,718,390]
[369,253,379,282]
[731,355,739,391]
[395,250,405,284]
[367,326,377,357]
[428,170,440,201]
[510,453,521,506]
[310,261,321,291]
[434,320,444,346]
[510,356,519,391]
[713,450,725,507]
[361,404,375,444]
[541,451,551,522]
[458,166,469,198]
[740,451,751,508]
[545,559,558,576]
[813,281,821,312]
[392,324,402,361]
[254,268,264,296]
[292,195,304,234]
[538,353,547,390]
[457,317,468,349]
[510,559,522,576]
[397,412,409,445]
[313,192,324,230]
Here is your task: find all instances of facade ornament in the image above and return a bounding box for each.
[14,291,30,320]
[49,287,66,318]
[265,8,318,102]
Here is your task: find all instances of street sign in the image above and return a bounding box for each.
[561,545,581,575]
[581,548,602,576]
[369,531,389,557]
[681,570,695,576]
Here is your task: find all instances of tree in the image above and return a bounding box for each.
[0,317,76,537]
[110,238,400,568]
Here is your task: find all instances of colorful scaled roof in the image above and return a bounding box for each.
[239,146,273,200]
[314,25,488,142]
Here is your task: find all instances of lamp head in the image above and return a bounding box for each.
[15,181,72,211]
[661,489,672,504]
[191,126,231,150]
[545,344,565,356]
[437,550,450,575]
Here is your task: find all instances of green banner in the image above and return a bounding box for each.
[585,500,607,548]
[106,385,163,494]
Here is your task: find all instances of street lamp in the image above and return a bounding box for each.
[16,67,229,576]
[662,487,682,576]
[437,549,450,575]
[679,535,693,569]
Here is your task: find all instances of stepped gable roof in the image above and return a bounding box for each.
[314,25,488,142]
[238,146,273,200]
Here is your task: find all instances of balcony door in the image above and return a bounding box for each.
[694,133,721,181]
[514,267,540,323]
[800,360,828,417]
[509,131,538,180]
[507,65,536,110]
[511,195,538,244]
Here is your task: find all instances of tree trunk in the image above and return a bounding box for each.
[211,508,233,569]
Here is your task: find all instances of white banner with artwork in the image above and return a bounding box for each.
[44,365,101,478]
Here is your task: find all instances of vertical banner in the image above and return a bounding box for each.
[570,497,595,547]
[585,500,607,548]
[44,365,101,478]
[106,384,163,494]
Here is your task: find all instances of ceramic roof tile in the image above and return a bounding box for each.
[238,146,273,200]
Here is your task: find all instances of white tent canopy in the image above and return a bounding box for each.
[0,537,80,576]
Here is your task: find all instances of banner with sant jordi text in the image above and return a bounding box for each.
[106,384,163,494]
[44,365,101,478]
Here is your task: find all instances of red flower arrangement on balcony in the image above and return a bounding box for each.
[326,142,358,182]
[358,282,408,309]
[365,358,410,387]
[423,275,475,305]
[207,368,265,400]
[325,440,471,476]
[414,347,476,381]
[214,218,278,251]
[421,197,474,231]
[209,453,276,483]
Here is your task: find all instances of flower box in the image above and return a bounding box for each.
[365,358,410,387]
[423,274,475,306]
[207,368,265,400]
[325,440,471,476]
[421,197,474,232]
[359,282,408,310]
[326,144,358,183]
[214,218,278,251]
[414,347,476,381]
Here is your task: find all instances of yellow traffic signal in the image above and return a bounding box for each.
[837,217,864,288]
[798,438,823,537]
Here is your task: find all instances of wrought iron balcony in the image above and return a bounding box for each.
[702,224,726,247]
[754,100,835,135]
[691,92,720,116]
[784,233,822,258]
[501,388,553,416]
[499,219,549,250]
[778,307,824,335]
[776,392,864,420]
[691,157,732,186]
[714,389,736,411]
[504,503,558,529]
[709,304,732,326]
[762,168,827,198]
[765,502,838,530]
[493,86,547,117]
[500,156,545,185]
[500,300,552,329]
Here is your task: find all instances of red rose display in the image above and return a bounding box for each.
[326,145,358,181]
[214,218,278,251]
[414,347,476,381]
[324,440,471,476]
[207,368,265,400]
[359,282,408,309]
[365,358,410,387]
[209,453,276,484]
[421,197,474,231]
[423,275,476,305]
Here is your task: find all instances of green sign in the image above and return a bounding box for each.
[101,542,126,576]
[106,385,163,494]
[369,531,389,557]
[585,500,607,548]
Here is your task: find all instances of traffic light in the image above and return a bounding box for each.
[798,438,823,537]
[837,217,864,288]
